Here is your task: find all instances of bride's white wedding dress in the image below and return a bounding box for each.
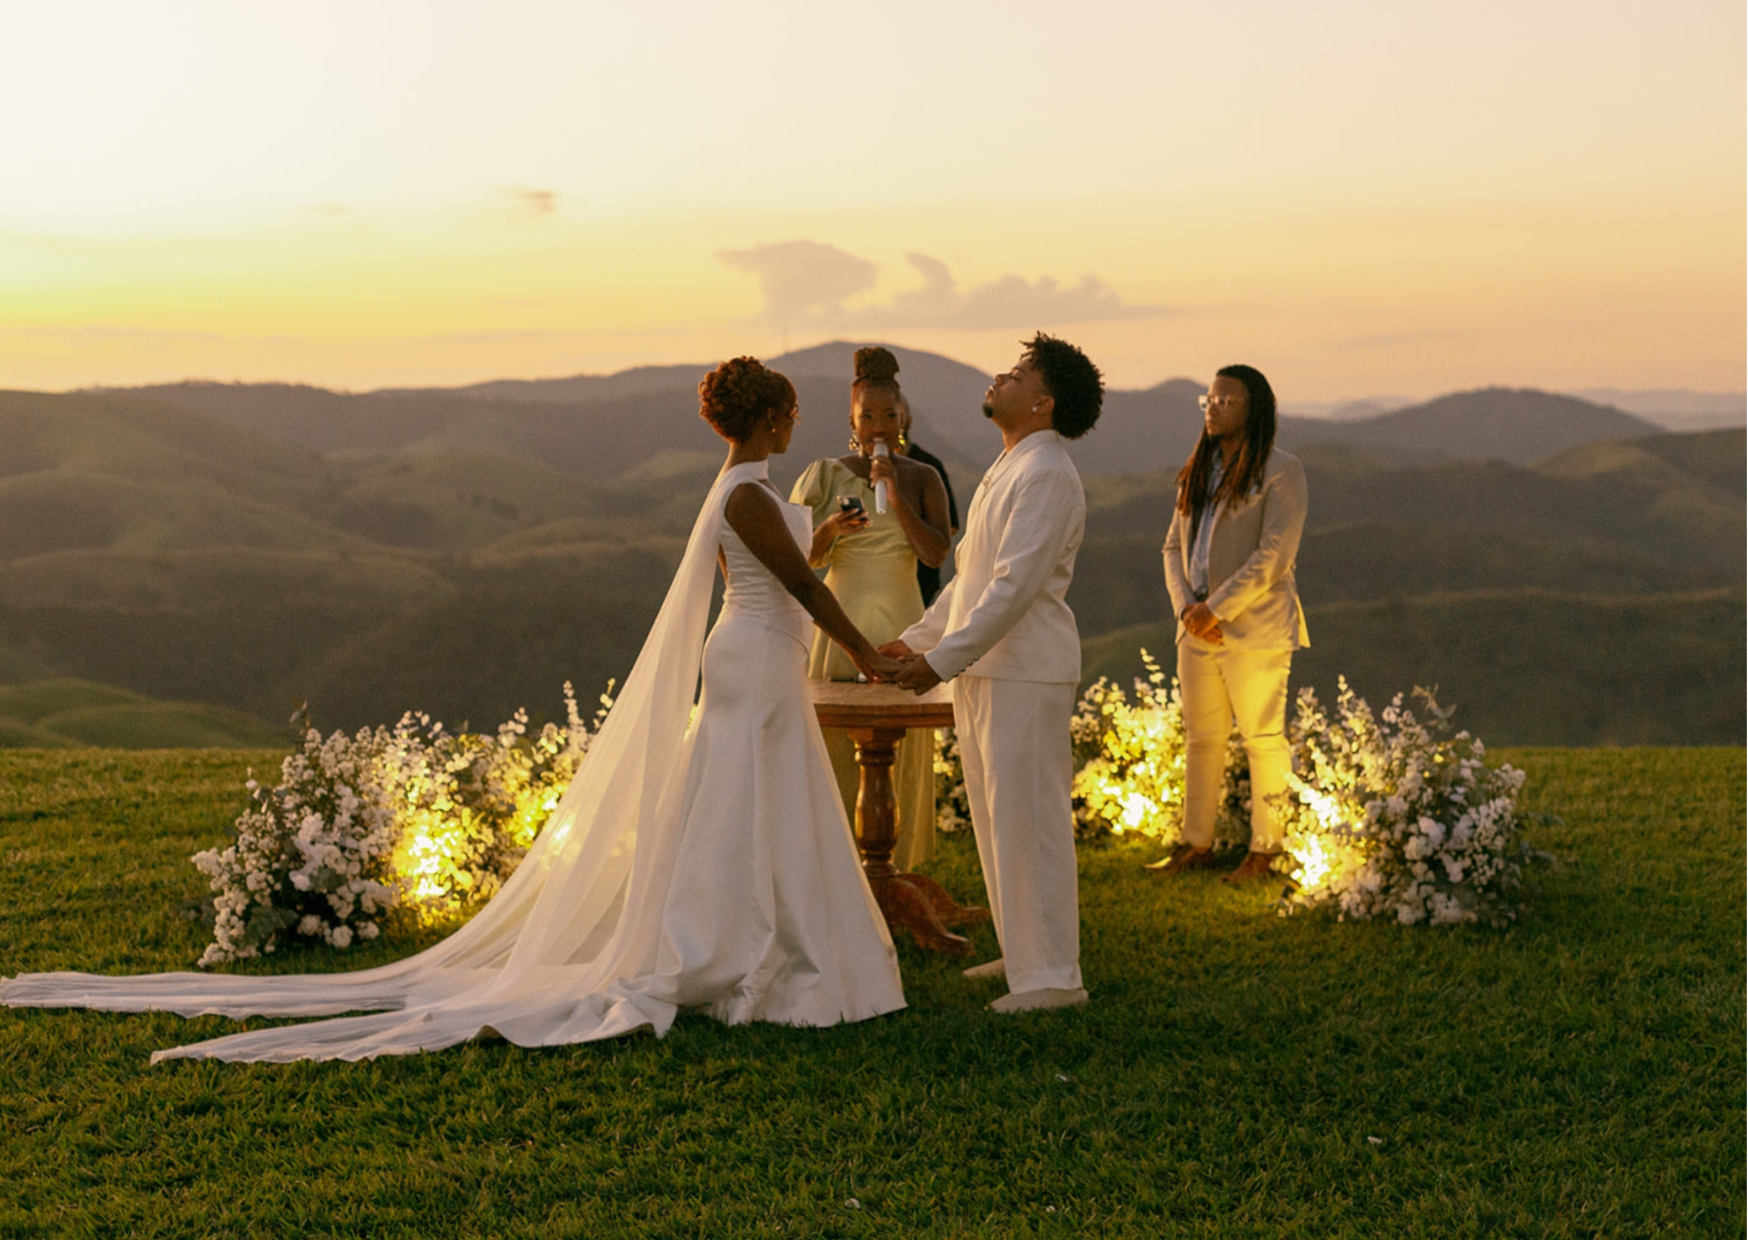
[1,461,905,1062]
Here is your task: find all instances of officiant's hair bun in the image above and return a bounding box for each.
[699,356,796,442]
[851,346,905,416]
[853,346,900,385]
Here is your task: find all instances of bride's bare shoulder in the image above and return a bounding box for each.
[724,478,781,522]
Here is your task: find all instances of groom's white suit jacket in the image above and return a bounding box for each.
[903,430,1084,684]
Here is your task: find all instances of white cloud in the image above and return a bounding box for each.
[716,241,877,323]
[720,242,1168,330]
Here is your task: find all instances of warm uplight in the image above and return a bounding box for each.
[1293,835,1333,893]
[392,819,464,916]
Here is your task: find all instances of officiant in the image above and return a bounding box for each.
[790,347,952,870]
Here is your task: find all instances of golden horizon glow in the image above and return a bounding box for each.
[2,0,1741,399]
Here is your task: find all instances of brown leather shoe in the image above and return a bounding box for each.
[1144,843,1218,876]
[1223,850,1282,883]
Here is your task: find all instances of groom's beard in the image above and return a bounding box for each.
[981,400,995,419]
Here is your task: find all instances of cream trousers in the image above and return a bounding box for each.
[953,675,1083,994]
[1177,639,1294,853]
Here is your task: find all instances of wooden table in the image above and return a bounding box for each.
[810,680,990,955]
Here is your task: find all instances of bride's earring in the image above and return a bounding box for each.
[897,429,909,450]
[848,434,861,453]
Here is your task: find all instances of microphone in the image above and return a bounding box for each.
[872,440,890,514]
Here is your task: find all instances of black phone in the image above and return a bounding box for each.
[837,495,865,517]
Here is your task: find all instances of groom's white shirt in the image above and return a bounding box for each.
[902,430,1084,683]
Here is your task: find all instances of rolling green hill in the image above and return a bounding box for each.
[0,379,1737,747]
[0,676,292,749]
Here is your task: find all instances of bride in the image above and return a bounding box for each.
[1,356,908,1062]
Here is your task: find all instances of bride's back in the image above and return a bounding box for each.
[718,486,813,644]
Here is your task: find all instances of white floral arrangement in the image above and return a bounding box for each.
[932,727,972,834]
[1277,680,1531,926]
[931,650,1533,926]
[193,723,401,967]
[1068,650,1252,845]
[192,683,611,967]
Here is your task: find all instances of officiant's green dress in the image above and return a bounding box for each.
[792,458,936,869]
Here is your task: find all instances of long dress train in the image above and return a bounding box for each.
[0,461,905,1062]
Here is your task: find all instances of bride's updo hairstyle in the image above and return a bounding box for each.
[852,345,904,407]
[699,356,796,442]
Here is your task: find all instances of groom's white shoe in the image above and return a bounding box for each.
[962,957,1006,980]
[989,987,1089,1014]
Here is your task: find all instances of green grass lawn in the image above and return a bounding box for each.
[1,747,1741,1238]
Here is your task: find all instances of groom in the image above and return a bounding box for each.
[883,332,1103,1013]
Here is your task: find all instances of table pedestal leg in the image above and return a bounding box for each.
[847,725,990,956]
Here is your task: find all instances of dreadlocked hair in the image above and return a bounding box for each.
[1175,363,1277,522]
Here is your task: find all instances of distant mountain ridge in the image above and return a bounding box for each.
[1575,387,1746,430]
[100,344,1676,481]
[1283,388,1663,466]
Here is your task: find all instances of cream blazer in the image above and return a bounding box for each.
[902,430,1085,684]
[1163,446,1310,652]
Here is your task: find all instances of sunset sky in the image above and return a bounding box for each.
[2,0,1742,399]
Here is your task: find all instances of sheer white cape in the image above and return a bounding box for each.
[1,461,901,1062]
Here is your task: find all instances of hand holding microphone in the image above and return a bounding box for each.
[871,440,891,514]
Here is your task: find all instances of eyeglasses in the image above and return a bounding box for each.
[1198,394,1244,412]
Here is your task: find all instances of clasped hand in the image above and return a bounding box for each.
[1181,601,1224,644]
[854,650,904,683]
[875,640,942,693]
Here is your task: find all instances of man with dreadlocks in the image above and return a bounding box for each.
[1152,363,1310,883]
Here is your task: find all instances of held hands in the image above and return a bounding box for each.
[892,654,942,694]
[860,654,901,682]
[1181,601,1224,645]
[853,649,904,683]
[873,640,939,692]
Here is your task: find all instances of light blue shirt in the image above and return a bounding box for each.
[1186,456,1223,602]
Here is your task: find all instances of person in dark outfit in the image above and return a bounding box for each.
[899,406,959,606]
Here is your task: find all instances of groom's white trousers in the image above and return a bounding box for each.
[953,675,1083,994]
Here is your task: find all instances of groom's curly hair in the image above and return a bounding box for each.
[699,356,797,442]
[1024,333,1103,440]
